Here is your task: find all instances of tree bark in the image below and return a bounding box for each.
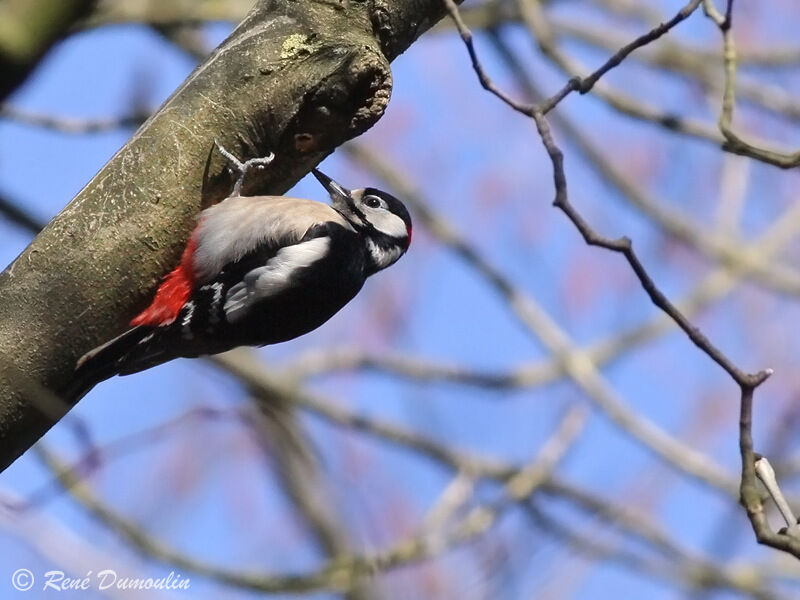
[0,0,456,472]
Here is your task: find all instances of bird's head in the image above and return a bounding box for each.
[313,168,412,272]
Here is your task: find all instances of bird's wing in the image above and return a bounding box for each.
[191,196,351,282]
[222,235,333,323]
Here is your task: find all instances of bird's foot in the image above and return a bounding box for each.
[214,139,275,197]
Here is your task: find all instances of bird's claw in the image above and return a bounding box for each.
[214,139,275,197]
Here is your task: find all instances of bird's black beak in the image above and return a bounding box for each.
[312,169,351,209]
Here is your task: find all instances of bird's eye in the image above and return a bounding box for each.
[364,195,382,209]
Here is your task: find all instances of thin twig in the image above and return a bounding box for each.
[0,104,147,134]
[0,192,45,234]
[703,0,800,167]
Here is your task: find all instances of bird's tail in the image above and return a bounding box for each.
[63,326,166,403]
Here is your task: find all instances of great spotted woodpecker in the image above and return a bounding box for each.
[66,144,411,401]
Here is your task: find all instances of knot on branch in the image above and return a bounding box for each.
[284,47,392,155]
[343,50,393,135]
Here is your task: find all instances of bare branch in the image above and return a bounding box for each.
[344,142,739,496]
[0,191,44,235]
[442,0,798,561]
[703,0,800,167]
[0,104,147,134]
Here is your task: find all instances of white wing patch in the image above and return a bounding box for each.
[223,237,331,322]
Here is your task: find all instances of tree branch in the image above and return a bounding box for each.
[443,0,795,560]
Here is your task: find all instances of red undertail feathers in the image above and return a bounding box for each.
[130,236,197,327]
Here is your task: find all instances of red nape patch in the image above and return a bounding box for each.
[130,237,197,327]
[406,224,412,247]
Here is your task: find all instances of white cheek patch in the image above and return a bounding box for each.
[367,239,403,270]
[366,209,408,239]
[224,237,330,322]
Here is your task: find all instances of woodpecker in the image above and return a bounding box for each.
[65,144,411,401]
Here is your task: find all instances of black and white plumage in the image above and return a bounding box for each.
[65,159,411,402]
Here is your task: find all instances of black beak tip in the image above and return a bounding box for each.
[311,168,330,187]
[311,168,349,200]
